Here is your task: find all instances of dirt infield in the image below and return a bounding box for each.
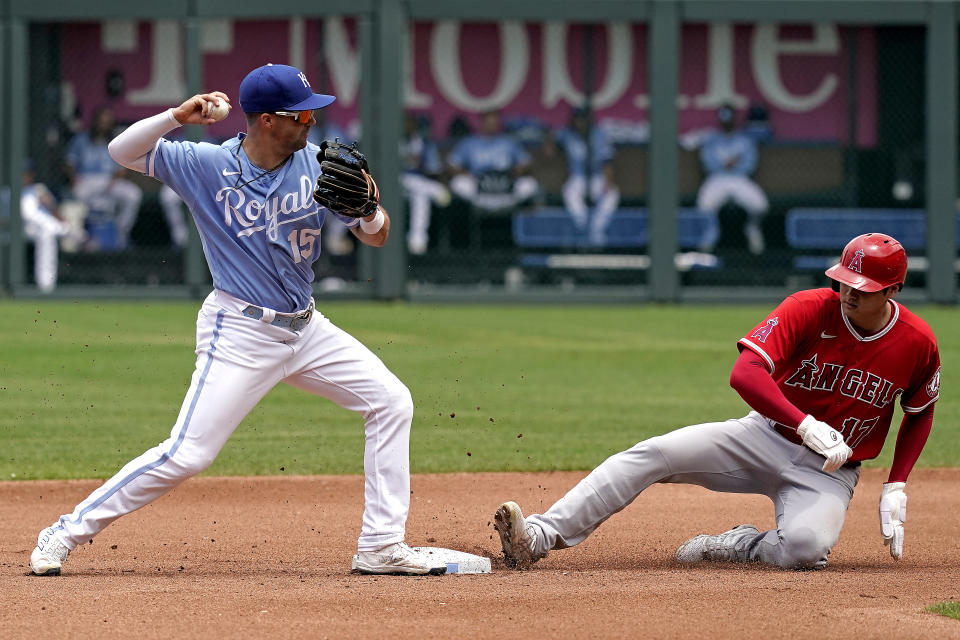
[2,469,959,639]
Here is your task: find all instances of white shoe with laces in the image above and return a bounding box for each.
[30,526,70,576]
[352,542,447,575]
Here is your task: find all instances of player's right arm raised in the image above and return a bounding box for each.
[108,92,229,172]
[171,92,231,126]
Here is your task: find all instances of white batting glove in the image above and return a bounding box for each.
[879,482,907,560]
[796,415,853,473]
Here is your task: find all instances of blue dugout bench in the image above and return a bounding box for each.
[785,208,960,271]
[511,207,721,270]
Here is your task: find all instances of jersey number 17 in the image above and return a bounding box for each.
[840,416,879,448]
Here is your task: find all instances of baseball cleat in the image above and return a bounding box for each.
[352,542,446,576]
[30,526,70,576]
[675,524,760,564]
[493,501,545,569]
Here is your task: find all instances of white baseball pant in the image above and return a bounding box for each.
[561,174,621,243]
[22,192,71,293]
[72,174,143,248]
[403,172,450,252]
[696,174,768,216]
[450,174,538,211]
[49,289,415,552]
[525,411,860,569]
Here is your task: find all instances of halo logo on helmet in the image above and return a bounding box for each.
[824,233,907,293]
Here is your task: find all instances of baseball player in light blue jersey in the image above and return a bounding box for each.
[696,104,769,255]
[551,107,620,245]
[65,106,143,249]
[30,63,445,577]
[448,110,538,211]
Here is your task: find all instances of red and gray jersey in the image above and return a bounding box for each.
[738,288,940,461]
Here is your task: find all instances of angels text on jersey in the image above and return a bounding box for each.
[783,353,903,408]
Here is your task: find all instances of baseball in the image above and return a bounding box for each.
[206,99,230,122]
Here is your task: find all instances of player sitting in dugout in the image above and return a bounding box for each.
[494,233,938,570]
[447,109,539,212]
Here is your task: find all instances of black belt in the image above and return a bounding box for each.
[241,301,314,331]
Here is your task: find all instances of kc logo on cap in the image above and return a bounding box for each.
[238,64,336,114]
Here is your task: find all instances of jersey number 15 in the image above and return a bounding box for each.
[288,228,323,263]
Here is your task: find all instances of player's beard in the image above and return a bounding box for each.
[293,127,310,151]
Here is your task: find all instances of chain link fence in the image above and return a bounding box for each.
[400,20,934,294]
[15,16,367,294]
[1,5,955,301]
[403,21,654,290]
[674,23,929,292]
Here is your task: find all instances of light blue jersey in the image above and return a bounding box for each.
[401,133,442,176]
[699,131,758,176]
[554,127,613,177]
[147,134,357,312]
[66,133,118,177]
[448,134,529,174]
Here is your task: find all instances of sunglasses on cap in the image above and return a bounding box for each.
[273,110,313,124]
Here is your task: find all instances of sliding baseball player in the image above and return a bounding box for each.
[496,233,939,570]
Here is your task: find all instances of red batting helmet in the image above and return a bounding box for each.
[825,233,907,292]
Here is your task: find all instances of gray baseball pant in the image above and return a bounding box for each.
[526,411,860,569]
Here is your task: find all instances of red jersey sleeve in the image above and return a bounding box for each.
[888,405,934,482]
[900,352,941,414]
[737,292,823,374]
[729,349,807,428]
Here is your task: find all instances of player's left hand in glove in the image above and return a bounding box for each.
[313,140,380,219]
[796,414,853,473]
[879,481,907,560]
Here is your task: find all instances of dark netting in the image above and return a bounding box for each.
[19,17,365,293]
[26,21,187,289]
[402,21,651,290]
[8,16,942,297]
[677,23,926,291]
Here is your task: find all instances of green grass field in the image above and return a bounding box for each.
[928,602,960,621]
[1,300,957,480]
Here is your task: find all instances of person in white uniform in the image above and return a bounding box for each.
[401,112,451,255]
[696,104,769,255]
[20,165,84,292]
[548,107,620,245]
[29,63,444,577]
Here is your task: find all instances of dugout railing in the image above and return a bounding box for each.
[0,1,956,304]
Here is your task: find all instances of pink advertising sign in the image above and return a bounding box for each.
[61,19,875,145]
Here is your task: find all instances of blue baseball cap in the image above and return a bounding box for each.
[238,64,336,113]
